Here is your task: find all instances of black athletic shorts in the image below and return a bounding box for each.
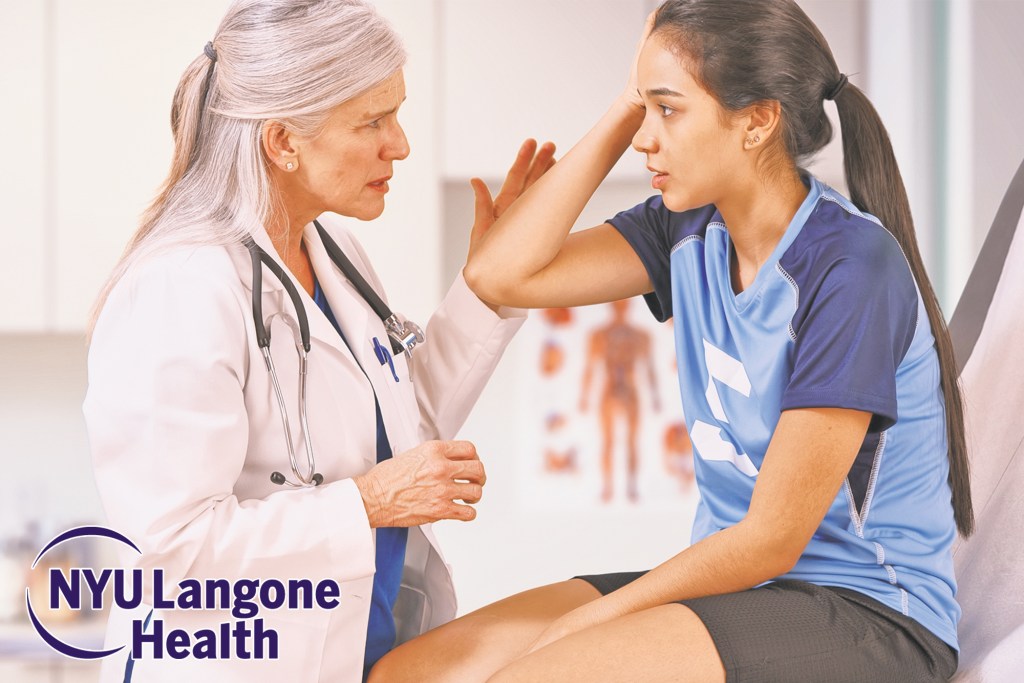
[573,573,957,682]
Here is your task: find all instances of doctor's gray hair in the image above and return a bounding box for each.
[89,0,406,331]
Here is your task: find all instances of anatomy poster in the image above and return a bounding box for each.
[521,298,699,509]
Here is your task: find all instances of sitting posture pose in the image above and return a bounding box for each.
[371,1,971,681]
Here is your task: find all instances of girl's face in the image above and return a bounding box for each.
[633,35,747,213]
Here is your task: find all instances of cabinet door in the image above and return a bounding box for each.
[52,0,231,330]
[0,2,47,330]
[440,0,650,181]
[358,0,445,322]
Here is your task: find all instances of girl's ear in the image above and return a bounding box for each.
[741,100,783,149]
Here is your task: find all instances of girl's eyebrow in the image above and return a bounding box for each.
[646,87,685,98]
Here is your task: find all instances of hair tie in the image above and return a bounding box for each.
[825,73,848,101]
[204,41,218,62]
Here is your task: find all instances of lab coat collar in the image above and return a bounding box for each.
[232,225,284,295]
[303,222,372,373]
[231,224,364,361]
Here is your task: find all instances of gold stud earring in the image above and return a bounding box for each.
[286,162,295,171]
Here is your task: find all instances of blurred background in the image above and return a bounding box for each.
[1,0,1022,680]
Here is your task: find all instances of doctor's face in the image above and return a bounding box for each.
[293,69,410,221]
[631,36,746,213]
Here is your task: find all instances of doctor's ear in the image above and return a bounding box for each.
[262,121,299,172]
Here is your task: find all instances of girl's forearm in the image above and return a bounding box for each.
[589,520,797,622]
[465,98,645,300]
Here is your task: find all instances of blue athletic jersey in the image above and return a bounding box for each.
[609,176,960,649]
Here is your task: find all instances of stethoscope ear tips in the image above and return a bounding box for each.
[270,471,287,486]
[311,473,324,486]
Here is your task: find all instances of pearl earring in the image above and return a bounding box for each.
[286,162,295,171]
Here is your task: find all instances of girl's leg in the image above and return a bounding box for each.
[487,603,725,683]
[368,579,602,683]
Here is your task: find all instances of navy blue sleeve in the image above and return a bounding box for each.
[781,231,919,433]
[607,195,675,322]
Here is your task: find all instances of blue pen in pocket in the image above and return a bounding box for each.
[372,337,400,382]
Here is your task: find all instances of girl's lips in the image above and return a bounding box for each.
[652,173,668,190]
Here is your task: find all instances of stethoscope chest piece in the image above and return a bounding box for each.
[385,315,426,358]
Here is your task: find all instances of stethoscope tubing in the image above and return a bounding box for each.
[242,224,424,489]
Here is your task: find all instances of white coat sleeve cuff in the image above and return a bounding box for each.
[446,269,527,332]
[321,478,377,580]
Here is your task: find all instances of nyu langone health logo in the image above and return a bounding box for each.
[26,526,341,662]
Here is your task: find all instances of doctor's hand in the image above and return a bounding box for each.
[468,138,556,263]
[353,440,486,528]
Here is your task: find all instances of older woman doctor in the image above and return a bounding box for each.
[83,1,553,681]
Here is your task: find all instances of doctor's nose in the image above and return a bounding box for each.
[383,120,411,162]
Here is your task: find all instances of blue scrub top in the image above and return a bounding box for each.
[312,279,408,678]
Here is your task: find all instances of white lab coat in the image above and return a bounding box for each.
[84,215,525,682]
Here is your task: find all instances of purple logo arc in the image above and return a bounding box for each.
[26,525,141,659]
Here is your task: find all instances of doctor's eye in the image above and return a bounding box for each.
[367,118,382,129]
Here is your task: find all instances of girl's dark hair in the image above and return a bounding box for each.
[653,0,973,536]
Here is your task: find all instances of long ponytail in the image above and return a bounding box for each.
[834,85,973,536]
[107,54,216,285]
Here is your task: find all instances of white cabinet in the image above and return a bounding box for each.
[2,0,650,332]
[51,0,232,330]
[353,0,445,321]
[439,0,651,181]
[0,2,47,330]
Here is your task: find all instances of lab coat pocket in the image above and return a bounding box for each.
[385,349,421,440]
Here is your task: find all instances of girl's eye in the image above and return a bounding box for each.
[659,104,674,117]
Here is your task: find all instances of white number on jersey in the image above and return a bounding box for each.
[691,339,759,477]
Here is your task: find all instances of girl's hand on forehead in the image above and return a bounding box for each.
[622,10,658,111]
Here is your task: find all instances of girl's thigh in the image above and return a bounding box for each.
[488,602,724,683]
[368,578,601,683]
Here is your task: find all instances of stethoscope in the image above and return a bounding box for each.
[243,220,425,489]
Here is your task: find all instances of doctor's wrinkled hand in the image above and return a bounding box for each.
[353,440,486,527]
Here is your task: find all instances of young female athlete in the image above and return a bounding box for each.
[370,1,972,681]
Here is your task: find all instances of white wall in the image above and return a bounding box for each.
[972,0,1024,262]
[0,2,47,330]
[0,336,97,538]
